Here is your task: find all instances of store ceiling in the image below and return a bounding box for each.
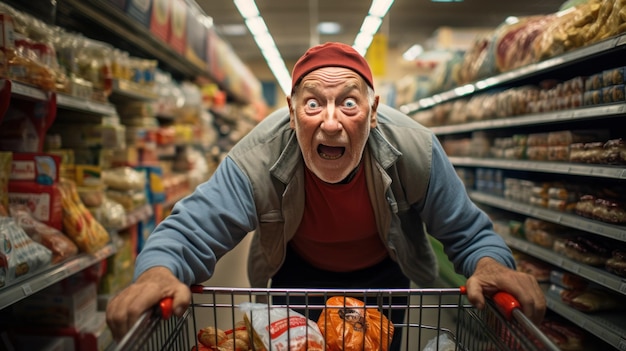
[196,0,567,66]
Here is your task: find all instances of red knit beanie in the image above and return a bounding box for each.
[290,42,374,94]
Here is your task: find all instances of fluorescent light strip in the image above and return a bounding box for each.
[234,0,395,96]
[235,0,292,95]
[353,0,395,58]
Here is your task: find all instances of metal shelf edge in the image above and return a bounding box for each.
[503,235,626,295]
[469,191,626,241]
[450,157,626,180]
[545,295,626,350]
[0,243,116,310]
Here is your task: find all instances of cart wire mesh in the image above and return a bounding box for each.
[113,286,559,351]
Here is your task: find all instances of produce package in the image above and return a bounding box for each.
[317,296,394,351]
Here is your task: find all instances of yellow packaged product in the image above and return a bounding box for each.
[58,178,110,253]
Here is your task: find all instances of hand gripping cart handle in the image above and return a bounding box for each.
[112,285,560,351]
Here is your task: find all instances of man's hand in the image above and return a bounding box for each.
[106,266,191,341]
[465,257,546,324]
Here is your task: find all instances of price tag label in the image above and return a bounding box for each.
[619,281,626,294]
[21,284,33,296]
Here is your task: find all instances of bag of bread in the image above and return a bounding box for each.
[240,302,324,351]
[317,296,394,351]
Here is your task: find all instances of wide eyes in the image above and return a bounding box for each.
[304,98,357,110]
[306,99,320,109]
[343,98,357,108]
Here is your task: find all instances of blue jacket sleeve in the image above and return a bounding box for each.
[419,135,515,276]
[134,157,258,284]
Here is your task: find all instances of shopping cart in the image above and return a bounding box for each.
[113,285,559,351]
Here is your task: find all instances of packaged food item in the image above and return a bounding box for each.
[603,138,626,165]
[549,270,588,290]
[539,318,586,351]
[0,152,11,210]
[549,284,622,312]
[605,249,626,277]
[58,179,110,253]
[317,296,394,351]
[553,236,611,266]
[0,217,52,288]
[10,206,78,264]
[241,302,325,351]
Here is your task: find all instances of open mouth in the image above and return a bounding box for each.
[317,144,345,160]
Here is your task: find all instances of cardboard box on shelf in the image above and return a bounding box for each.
[168,0,186,54]
[125,0,153,28]
[11,281,97,329]
[150,0,171,42]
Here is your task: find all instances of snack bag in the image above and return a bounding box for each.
[317,296,394,351]
[240,302,325,351]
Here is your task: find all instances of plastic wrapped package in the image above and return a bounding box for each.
[102,167,146,191]
[58,179,110,253]
[10,206,78,264]
[317,296,394,351]
[0,217,52,288]
[240,302,325,351]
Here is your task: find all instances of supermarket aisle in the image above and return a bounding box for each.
[195,233,458,351]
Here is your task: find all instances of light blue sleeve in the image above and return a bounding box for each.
[419,135,515,276]
[134,156,258,284]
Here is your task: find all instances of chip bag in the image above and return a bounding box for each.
[317,296,394,351]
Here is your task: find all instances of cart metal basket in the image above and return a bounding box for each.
[113,285,558,351]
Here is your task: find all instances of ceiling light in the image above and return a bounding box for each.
[245,16,269,35]
[504,16,519,24]
[234,0,260,18]
[317,21,342,35]
[369,0,394,17]
[402,44,424,61]
[218,24,248,36]
[359,15,383,35]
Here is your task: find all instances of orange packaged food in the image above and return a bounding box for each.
[317,296,394,351]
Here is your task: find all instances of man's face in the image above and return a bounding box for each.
[288,67,379,184]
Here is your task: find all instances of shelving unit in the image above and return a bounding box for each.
[404,32,626,350]
[0,243,116,311]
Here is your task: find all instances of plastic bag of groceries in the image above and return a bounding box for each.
[317,296,394,351]
[240,302,325,351]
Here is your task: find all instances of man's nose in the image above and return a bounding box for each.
[321,105,342,133]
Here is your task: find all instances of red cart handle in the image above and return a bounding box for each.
[459,286,520,320]
[491,291,521,320]
[159,297,174,320]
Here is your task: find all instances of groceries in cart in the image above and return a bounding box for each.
[192,296,395,351]
[318,296,394,351]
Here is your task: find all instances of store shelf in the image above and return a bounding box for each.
[0,243,116,310]
[450,157,626,180]
[469,191,626,242]
[7,80,48,101]
[502,234,626,295]
[109,79,159,102]
[545,295,626,350]
[400,33,626,114]
[56,93,117,116]
[430,103,626,135]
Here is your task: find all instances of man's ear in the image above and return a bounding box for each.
[287,96,296,129]
[370,96,379,128]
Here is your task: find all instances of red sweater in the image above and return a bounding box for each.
[290,165,389,271]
